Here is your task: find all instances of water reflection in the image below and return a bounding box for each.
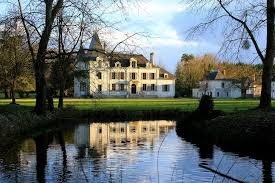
[0,120,274,183]
[176,122,274,183]
[75,121,175,152]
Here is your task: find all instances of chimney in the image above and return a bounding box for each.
[150,52,155,65]
[223,70,226,77]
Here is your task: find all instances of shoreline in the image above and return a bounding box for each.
[176,109,275,160]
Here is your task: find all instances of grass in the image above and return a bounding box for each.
[1,98,275,112]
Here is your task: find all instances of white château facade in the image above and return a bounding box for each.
[74,33,175,98]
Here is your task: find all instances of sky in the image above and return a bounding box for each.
[97,0,222,73]
[98,0,265,73]
[0,0,265,74]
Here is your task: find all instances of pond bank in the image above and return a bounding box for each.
[176,109,275,160]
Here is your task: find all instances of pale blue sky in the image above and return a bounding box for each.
[0,0,265,73]
[103,0,265,73]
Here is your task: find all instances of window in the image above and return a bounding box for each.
[80,82,86,92]
[217,92,220,97]
[112,84,116,91]
[131,72,136,80]
[115,62,121,67]
[227,92,229,97]
[121,128,125,133]
[120,84,125,91]
[143,84,147,91]
[162,85,170,92]
[150,73,155,79]
[151,84,156,91]
[120,72,125,80]
[97,72,102,79]
[131,61,136,68]
[164,74,168,79]
[222,82,225,88]
[142,73,147,80]
[112,72,116,79]
[98,128,102,133]
[130,127,136,133]
[142,127,147,132]
[98,85,102,92]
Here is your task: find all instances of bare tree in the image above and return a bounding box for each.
[185,0,274,110]
[16,0,64,114]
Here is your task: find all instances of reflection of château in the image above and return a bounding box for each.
[74,121,175,152]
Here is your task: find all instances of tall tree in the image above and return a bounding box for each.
[185,0,274,110]
[17,0,64,114]
[0,30,31,104]
[176,54,218,96]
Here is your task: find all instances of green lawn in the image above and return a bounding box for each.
[0,98,274,112]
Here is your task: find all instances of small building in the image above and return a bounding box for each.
[192,70,242,98]
[74,32,175,98]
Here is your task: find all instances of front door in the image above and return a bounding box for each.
[131,84,136,94]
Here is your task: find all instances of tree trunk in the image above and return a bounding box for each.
[58,80,66,109]
[4,88,9,99]
[34,134,49,183]
[10,81,16,104]
[241,89,247,99]
[259,0,274,110]
[34,63,47,114]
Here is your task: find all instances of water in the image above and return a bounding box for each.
[0,120,274,183]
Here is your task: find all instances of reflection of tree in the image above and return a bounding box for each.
[176,122,214,160]
[34,134,49,183]
[76,145,103,178]
[57,131,68,182]
[263,160,272,183]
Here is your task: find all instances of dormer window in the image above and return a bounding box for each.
[115,62,121,67]
[164,74,168,79]
[131,61,136,68]
[131,61,137,68]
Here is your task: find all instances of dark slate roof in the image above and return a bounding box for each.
[89,32,103,51]
[77,34,176,80]
[109,53,148,68]
[205,71,218,80]
[204,70,226,80]
[159,68,176,80]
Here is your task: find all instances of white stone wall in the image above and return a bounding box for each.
[74,57,175,98]
[192,80,241,98]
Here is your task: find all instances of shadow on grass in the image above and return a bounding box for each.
[0,104,33,113]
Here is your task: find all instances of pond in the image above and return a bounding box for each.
[0,120,274,183]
